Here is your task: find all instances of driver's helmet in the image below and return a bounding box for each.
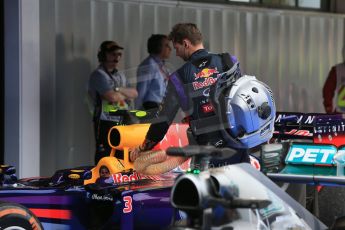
[211,70,276,149]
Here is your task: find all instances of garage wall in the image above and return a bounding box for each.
[4,0,40,177]
[38,0,345,176]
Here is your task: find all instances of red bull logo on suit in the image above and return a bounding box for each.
[194,68,219,80]
[192,68,219,90]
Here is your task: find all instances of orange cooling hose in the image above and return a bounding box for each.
[133,150,188,175]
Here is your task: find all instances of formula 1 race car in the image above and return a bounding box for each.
[261,112,345,228]
[264,112,345,182]
[0,119,327,229]
[0,123,190,230]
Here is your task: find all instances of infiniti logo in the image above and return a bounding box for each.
[203,88,210,97]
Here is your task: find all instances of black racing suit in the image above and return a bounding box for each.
[142,49,250,166]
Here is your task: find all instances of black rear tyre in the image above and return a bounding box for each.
[0,202,42,230]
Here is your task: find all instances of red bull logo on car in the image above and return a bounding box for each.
[112,172,162,184]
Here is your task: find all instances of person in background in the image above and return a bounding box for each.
[88,40,138,164]
[95,165,111,184]
[323,47,345,114]
[135,34,172,110]
[99,165,110,178]
[130,23,246,165]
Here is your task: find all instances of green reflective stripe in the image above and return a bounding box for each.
[135,111,147,117]
[102,101,117,113]
[102,100,128,112]
[127,110,147,117]
[337,87,345,108]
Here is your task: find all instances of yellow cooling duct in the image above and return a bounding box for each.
[108,124,150,150]
[108,123,150,170]
[85,124,151,184]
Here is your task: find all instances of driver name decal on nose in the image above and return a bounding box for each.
[285,144,336,165]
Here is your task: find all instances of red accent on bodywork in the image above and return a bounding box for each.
[30,208,71,220]
[152,123,191,171]
[314,133,345,147]
[249,156,261,171]
[153,123,189,151]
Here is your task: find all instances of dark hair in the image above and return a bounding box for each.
[97,40,123,62]
[147,34,168,55]
[99,165,110,173]
[168,23,202,45]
